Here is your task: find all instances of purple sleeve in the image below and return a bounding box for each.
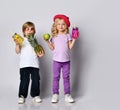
[67,34,72,41]
[50,37,53,42]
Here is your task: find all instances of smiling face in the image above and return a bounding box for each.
[56,19,67,34]
[51,18,69,37]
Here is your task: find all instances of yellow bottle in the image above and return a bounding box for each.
[12,33,24,44]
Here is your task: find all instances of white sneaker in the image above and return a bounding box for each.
[32,96,42,103]
[65,94,75,103]
[51,94,59,103]
[18,96,25,104]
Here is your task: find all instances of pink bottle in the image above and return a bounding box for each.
[72,27,79,39]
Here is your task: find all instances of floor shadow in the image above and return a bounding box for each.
[38,52,52,98]
[71,35,91,99]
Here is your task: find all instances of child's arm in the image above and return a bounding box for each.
[15,44,21,54]
[45,40,55,50]
[13,39,21,54]
[68,39,76,49]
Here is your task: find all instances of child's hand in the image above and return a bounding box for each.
[13,38,21,45]
[36,51,45,57]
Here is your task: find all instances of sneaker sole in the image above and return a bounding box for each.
[51,100,58,103]
[32,99,42,103]
[18,101,25,104]
[65,100,75,103]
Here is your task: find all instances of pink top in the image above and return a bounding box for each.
[51,34,72,62]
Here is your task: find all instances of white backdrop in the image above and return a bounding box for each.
[0,0,120,102]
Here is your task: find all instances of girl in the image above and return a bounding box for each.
[13,21,44,104]
[44,14,78,103]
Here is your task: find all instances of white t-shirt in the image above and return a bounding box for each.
[20,37,39,68]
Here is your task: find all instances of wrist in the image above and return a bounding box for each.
[72,38,76,41]
[46,40,50,44]
[16,44,20,46]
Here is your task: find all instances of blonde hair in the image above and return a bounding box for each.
[51,18,69,37]
[22,21,36,36]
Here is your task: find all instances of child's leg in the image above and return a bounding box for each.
[53,61,61,94]
[19,67,30,98]
[62,61,70,94]
[62,62,75,103]
[30,67,40,97]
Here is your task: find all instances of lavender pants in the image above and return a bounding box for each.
[53,61,70,94]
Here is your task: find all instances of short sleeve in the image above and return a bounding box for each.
[50,37,53,43]
[67,34,72,41]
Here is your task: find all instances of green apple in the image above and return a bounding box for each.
[43,33,50,40]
